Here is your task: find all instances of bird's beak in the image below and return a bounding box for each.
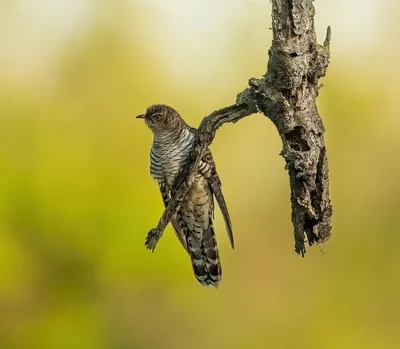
[136,114,145,119]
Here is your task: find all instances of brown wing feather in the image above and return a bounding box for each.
[209,173,234,249]
[203,149,235,249]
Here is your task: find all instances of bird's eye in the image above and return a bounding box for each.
[153,114,161,121]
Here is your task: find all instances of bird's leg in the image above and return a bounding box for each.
[144,155,204,251]
[145,204,177,251]
[144,186,185,251]
[145,228,162,252]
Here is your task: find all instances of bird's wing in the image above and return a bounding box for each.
[158,181,189,253]
[203,149,235,249]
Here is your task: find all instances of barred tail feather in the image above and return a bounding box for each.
[186,224,222,287]
[202,224,222,286]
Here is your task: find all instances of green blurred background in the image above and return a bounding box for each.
[0,1,399,348]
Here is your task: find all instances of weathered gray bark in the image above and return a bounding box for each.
[145,0,332,256]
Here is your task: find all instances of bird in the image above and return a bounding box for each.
[136,104,234,287]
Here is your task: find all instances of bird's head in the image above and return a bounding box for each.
[136,104,185,136]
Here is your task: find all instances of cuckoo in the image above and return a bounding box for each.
[136,104,234,287]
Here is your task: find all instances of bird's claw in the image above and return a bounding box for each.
[145,229,159,252]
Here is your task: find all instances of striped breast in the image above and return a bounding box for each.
[150,128,195,187]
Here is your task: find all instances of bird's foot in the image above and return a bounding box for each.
[145,229,160,252]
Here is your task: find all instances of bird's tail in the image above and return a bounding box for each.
[186,224,222,287]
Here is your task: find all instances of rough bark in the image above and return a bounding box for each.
[145,0,332,256]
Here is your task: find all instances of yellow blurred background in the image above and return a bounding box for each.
[0,1,399,348]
